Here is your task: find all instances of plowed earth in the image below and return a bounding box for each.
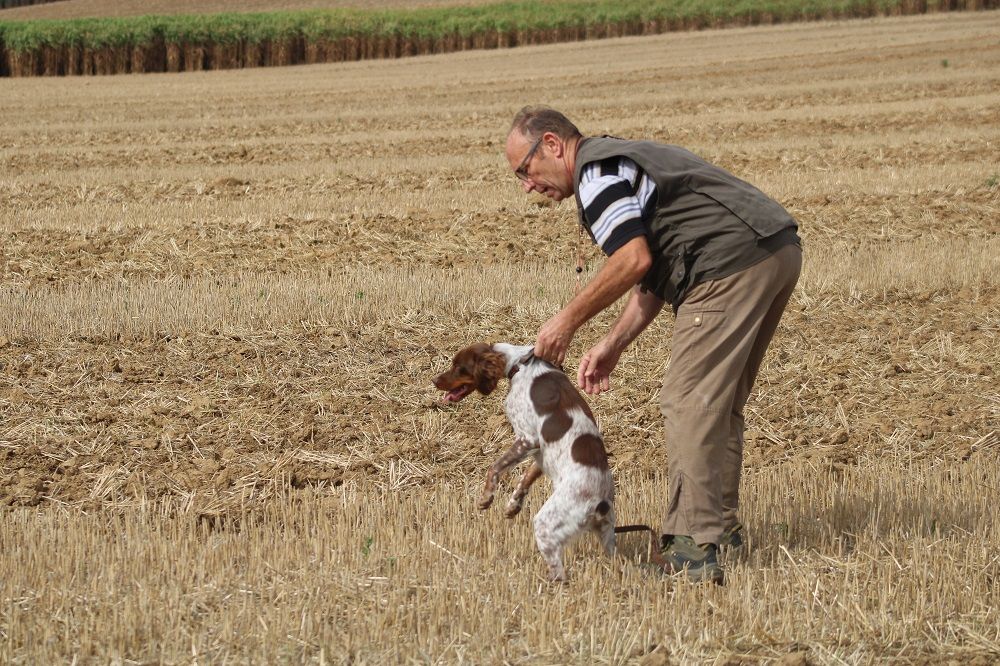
[1,11,998,511]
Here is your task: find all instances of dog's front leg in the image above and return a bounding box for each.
[479,438,535,510]
[504,459,543,518]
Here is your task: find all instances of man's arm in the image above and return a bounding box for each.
[534,236,652,365]
[578,285,664,394]
[601,283,665,352]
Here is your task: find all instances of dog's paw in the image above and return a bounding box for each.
[504,499,523,518]
[547,569,569,584]
[477,494,494,511]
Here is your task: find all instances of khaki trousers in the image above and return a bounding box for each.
[660,243,802,545]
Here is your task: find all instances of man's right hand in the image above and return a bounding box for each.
[577,339,623,395]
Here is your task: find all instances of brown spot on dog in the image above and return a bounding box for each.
[530,371,595,441]
[571,433,609,469]
[541,410,572,442]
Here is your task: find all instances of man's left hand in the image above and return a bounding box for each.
[534,313,576,367]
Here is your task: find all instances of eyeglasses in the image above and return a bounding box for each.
[514,137,543,181]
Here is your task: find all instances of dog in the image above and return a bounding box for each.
[433,342,615,581]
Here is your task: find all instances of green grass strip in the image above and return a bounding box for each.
[0,0,991,54]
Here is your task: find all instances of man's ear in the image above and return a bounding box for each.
[543,131,563,158]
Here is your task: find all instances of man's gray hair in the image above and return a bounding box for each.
[509,106,582,141]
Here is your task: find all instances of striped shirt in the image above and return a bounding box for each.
[578,156,657,255]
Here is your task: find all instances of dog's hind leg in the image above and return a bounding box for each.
[533,499,567,582]
[533,493,589,582]
[594,503,616,557]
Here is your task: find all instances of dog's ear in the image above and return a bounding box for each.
[474,351,506,395]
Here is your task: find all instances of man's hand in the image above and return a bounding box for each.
[577,338,623,395]
[534,312,577,366]
[533,237,652,369]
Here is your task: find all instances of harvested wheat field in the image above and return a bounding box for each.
[1,8,999,663]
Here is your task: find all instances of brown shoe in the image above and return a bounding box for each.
[659,535,724,585]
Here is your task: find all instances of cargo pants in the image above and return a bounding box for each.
[660,243,802,546]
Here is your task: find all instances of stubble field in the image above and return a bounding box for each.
[1,9,999,664]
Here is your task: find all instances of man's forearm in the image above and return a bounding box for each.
[561,236,652,329]
[604,286,664,351]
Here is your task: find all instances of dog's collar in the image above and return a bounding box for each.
[505,349,566,379]
[507,349,537,379]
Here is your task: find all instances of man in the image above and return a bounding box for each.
[504,106,801,584]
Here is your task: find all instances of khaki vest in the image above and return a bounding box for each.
[573,137,799,309]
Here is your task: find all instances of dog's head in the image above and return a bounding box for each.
[433,343,507,403]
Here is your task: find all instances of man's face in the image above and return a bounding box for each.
[505,130,574,201]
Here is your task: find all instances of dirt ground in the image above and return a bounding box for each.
[2,11,1000,664]
[1,11,998,512]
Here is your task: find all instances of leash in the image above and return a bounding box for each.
[614,523,669,568]
[569,226,666,566]
[574,224,585,294]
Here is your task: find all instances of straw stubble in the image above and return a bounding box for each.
[1,9,998,662]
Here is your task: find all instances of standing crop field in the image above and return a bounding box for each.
[1,9,999,663]
[0,0,499,19]
[4,1,1000,77]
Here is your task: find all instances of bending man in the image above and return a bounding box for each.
[504,106,802,584]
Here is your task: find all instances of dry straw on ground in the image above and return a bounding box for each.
[1,10,999,663]
[2,459,999,663]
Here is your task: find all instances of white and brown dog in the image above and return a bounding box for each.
[433,342,615,581]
